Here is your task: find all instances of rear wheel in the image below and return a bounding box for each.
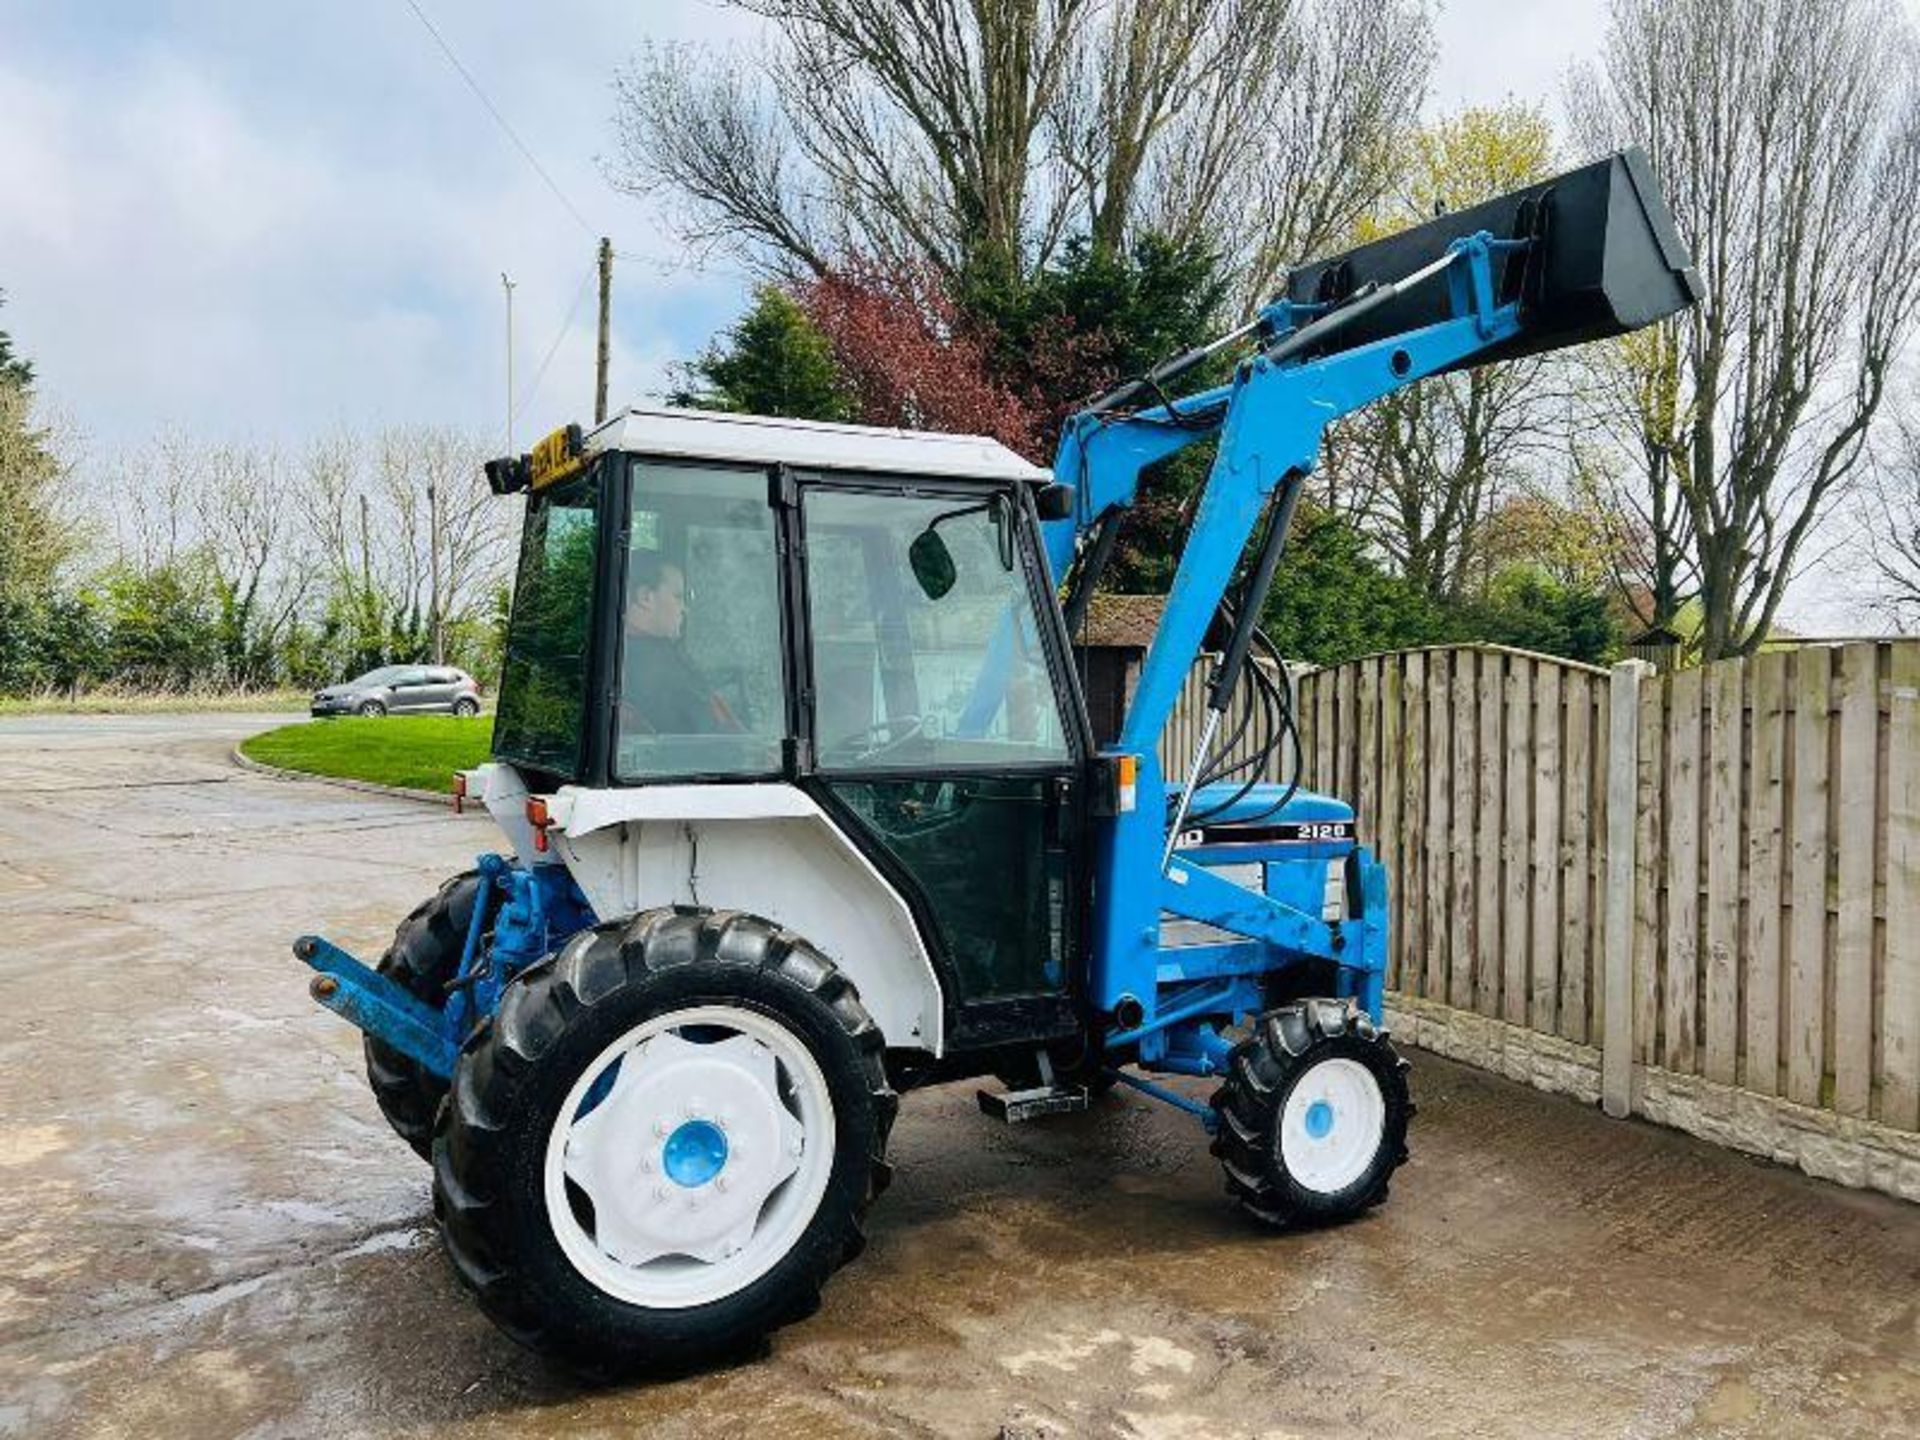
[1210,999,1411,1227]
[452,696,480,718]
[433,907,896,1376]
[364,871,481,1159]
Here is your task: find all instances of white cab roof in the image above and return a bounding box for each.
[587,406,1050,485]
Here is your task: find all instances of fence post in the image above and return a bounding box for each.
[1602,660,1651,1118]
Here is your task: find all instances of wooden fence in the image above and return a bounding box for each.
[1167,640,1920,1193]
[1620,643,1920,1132]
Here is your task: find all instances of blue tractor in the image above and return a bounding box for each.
[297,149,1699,1373]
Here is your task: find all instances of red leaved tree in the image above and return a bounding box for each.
[795,260,1044,462]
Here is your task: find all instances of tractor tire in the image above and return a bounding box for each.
[357,699,386,717]
[363,871,482,1160]
[1209,998,1412,1228]
[432,907,897,1377]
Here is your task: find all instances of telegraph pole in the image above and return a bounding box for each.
[595,238,612,423]
[501,272,517,453]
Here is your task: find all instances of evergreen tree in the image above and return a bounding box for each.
[1259,505,1452,666]
[673,286,852,421]
[0,290,30,389]
[969,233,1232,434]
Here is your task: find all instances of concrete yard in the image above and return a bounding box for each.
[2,713,1917,1439]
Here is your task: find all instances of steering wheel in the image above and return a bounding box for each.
[820,714,925,766]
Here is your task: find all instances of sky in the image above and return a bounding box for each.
[0,0,1878,629]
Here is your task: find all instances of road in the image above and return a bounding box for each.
[1,712,1917,1439]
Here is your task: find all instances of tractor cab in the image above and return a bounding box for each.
[478,409,1102,1055]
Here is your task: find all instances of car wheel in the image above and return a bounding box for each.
[357,699,387,718]
[453,697,480,718]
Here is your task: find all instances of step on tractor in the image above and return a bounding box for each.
[295,149,1699,1374]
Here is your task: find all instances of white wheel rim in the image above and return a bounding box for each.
[1278,1056,1386,1194]
[542,1003,836,1309]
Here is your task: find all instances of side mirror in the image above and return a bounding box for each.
[909,529,957,600]
[1035,482,1075,521]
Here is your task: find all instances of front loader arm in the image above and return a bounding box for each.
[1052,148,1702,1053]
[1045,144,1703,779]
[1045,232,1525,771]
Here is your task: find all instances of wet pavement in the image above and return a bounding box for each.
[1,712,1917,1439]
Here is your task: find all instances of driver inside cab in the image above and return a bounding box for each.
[621,551,739,736]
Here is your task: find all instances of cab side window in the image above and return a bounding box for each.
[614,463,786,780]
[494,470,601,775]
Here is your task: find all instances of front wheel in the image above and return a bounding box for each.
[432,908,896,1376]
[356,699,386,717]
[1210,999,1412,1227]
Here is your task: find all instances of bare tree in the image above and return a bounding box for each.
[612,1,1093,282]
[195,444,312,682]
[608,0,1431,293]
[375,426,508,643]
[299,427,510,662]
[1214,0,1432,303]
[1329,357,1563,599]
[1864,401,1920,624]
[1573,324,1698,631]
[1571,0,1920,658]
[1320,105,1560,601]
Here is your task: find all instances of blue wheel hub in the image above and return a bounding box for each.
[1303,1098,1335,1140]
[662,1118,729,1188]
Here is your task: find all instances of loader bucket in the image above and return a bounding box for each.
[1285,146,1701,370]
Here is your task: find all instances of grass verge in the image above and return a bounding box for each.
[0,687,310,716]
[240,715,493,792]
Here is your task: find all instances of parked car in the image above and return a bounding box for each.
[311,665,482,718]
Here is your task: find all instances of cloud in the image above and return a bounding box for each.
[0,1,759,455]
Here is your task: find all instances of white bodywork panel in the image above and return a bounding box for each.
[467,761,542,869]
[465,765,944,1055]
[585,406,1049,486]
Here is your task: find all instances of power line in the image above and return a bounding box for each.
[398,0,645,420]
[397,0,648,263]
[398,0,598,236]
[514,260,598,424]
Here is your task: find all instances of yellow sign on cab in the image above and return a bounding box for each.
[529,423,586,490]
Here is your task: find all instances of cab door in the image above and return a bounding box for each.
[796,480,1089,1049]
